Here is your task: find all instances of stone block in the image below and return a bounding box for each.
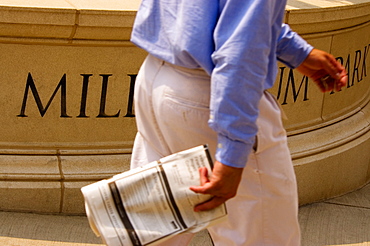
[62,181,93,214]
[288,109,369,159]
[294,129,370,205]
[0,5,75,24]
[67,0,141,10]
[0,181,61,213]
[73,26,133,42]
[0,43,144,145]
[0,23,73,39]
[0,0,75,9]
[0,5,75,39]
[0,155,60,180]
[60,154,131,180]
[286,2,370,34]
[75,10,136,41]
[322,24,370,122]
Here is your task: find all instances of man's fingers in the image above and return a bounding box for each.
[324,56,347,91]
[193,196,226,212]
[338,71,348,87]
[323,52,344,80]
[314,78,329,93]
[319,75,336,92]
[198,167,209,186]
[189,167,211,193]
[189,183,212,194]
[318,73,348,92]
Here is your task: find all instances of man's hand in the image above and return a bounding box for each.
[189,161,243,212]
[296,49,348,92]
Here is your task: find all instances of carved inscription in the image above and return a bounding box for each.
[277,44,369,103]
[276,68,309,105]
[18,73,136,118]
[17,45,369,118]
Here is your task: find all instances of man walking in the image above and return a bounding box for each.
[130,1,347,245]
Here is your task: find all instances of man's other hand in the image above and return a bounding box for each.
[189,161,243,212]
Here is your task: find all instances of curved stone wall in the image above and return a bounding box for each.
[272,0,370,205]
[0,0,368,214]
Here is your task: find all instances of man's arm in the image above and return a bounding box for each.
[189,49,348,213]
[190,0,286,212]
[276,24,347,92]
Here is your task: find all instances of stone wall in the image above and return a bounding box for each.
[274,0,370,204]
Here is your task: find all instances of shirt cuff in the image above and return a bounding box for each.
[215,134,253,168]
[278,33,314,68]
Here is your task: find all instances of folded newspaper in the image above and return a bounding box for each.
[81,145,227,246]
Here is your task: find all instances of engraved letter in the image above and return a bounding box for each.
[352,50,362,84]
[360,44,369,80]
[77,74,92,118]
[97,74,120,118]
[18,73,71,118]
[124,74,136,117]
[281,69,309,105]
[276,67,286,101]
[344,54,352,88]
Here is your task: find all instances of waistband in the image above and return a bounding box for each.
[148,54,210,77]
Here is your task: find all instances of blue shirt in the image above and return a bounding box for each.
[131,0,313,168]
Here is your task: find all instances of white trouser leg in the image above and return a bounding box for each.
[130,54,212,246]
[208,92,301,246]
[131,54,217,165]
[131,54,300,246]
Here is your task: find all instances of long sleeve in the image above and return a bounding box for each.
[277,24,314,68]
[131,0,296,168]
[209,0,287,167]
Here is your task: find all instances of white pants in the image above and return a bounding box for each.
[130,55,301,246]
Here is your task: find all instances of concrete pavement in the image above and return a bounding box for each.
[0,184,369,246]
